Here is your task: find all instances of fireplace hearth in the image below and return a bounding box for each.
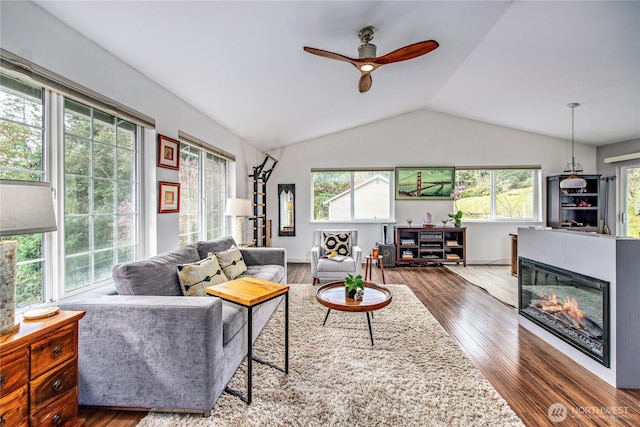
[519,257,610,367]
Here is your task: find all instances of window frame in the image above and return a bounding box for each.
[310,168,395,223]
[1,72,144,307]
[454,166,542,222]
[178,140,229,246]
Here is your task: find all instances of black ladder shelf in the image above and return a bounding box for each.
[249,154,278,247]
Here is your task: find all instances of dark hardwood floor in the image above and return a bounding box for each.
[82,263,640,426]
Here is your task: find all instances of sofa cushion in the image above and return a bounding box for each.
[243,265,285,283]
[195,236,237,260]
[177,254,227,296]
[112,244,200,296]
[213,247,247,280]
[316,257,356,273]
[323,232,351,256]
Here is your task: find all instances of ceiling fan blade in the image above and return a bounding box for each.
[359,73,372,93]
[374,40,439,65]
[303,46,358,66]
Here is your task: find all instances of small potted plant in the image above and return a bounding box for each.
[344,273,364,299]
[448,210,463,228]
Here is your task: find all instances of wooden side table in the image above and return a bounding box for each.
[364,255,386,284]
[0,310,85,427]
[206,277,289,405]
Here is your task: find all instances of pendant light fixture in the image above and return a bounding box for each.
[560,102,587,189]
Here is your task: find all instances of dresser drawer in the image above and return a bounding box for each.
[0,384,28,427]
[30,357,78,415]
[30,323,76,379]
[0,347,28,397]
[30,387,78,427]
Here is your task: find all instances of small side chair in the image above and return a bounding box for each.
[310,229,362,286]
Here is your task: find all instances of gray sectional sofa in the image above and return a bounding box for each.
[58,236,286,415]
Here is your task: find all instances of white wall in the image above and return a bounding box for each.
[1,1,262,256]
[597,138,640,236]
[267,109,597,263]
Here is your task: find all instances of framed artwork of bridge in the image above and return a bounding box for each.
[395,167,455,200]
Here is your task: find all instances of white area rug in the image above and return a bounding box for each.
[444,265,518,307]
[137,284,523,427]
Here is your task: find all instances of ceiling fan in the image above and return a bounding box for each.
[303,26,439,93]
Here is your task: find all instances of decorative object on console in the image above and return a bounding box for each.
[449,210,463,228]
[158,181,180,213]
[157,134,180,170]
[560,103,587,189]
[225,198,252,244]
[0,179,57,335]
[422,211,432,226]
[395,167,455,200]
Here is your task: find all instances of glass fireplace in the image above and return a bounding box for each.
[518,257,610,367]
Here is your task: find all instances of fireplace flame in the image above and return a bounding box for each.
[533,292,587,330]
[562,296,584,320]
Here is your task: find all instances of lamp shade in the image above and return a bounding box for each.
[0,179,57,236]
[224,198,252,217]
[559,176,588,189]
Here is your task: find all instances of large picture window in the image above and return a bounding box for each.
[1,72,142,307]
[454,168,541,221]
[1,74,47,306]
[312,169,393,221]
[179,141,227,246]
[63,99,139,291]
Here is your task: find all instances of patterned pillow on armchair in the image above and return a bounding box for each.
[322,232,351,257]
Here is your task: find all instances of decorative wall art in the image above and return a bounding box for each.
[158,181,180,213]
[157,134,180,170]
[395,167,455,200]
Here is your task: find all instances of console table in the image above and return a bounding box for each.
[0,310,86,426]
[395,226,466,266]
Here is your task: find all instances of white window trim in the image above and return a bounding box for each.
[310,169,395,223]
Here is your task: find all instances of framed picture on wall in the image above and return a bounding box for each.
[158,181,180,213]
[395,167,455,200]
[157,134,180,170]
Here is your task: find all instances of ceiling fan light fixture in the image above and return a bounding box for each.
[360,63,374,72]
[560,102,586,189]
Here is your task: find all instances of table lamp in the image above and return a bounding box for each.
[0,179,57,335]
[225,198,252,245]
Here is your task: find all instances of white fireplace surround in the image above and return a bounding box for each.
[517,228,640,389]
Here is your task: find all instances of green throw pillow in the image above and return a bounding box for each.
[213,246,247,280]
[177,254,227,296]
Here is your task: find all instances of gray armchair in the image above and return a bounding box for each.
[310,229,362,285]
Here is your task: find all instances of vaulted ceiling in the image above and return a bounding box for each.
[34,1,639,151]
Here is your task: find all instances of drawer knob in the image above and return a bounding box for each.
[52,414,63,425]
[53,379,64,392]
[52,345,62,358]
[0,374,5,388]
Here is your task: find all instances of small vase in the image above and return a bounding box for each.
[345,288,356,298]
[354,289,364,301]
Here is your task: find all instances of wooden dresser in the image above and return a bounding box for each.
[0,310,85,427]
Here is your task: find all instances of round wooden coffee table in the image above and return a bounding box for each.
[316,281,392,345]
